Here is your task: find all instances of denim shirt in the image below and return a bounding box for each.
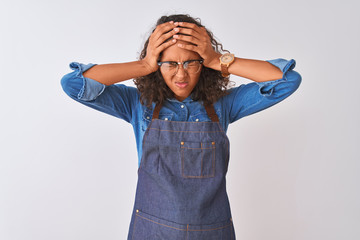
[61,59,301,166]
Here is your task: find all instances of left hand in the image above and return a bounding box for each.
[173,22,221,70]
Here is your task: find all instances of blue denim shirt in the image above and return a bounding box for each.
[61,58,301,166]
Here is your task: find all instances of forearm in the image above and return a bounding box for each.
[210,55,283,82]
[82,60,152,86]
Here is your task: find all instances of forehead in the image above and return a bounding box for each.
[160,40,201,61]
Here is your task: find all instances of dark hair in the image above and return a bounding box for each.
[133,14,232,108]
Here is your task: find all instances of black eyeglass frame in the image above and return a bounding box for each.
[157,59,204,74]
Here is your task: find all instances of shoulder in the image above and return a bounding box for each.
[216,85,247,105]
[106,83,140,100]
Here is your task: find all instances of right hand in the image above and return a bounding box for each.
[142,21,179,73]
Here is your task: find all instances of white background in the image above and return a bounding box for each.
[1,0,359,239]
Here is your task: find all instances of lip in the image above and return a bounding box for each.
[175,82,188,88]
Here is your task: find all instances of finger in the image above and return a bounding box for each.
[175,27,202,40]
[153,21,174,34]
[156,39,177,54]
[154,27,178,48]
[173,34,200,46]
[177,42,198,52]
[175,22,203,32]
[151,21,176,42]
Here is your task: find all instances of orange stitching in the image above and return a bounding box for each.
[136,213,233,232]
[147,128,223,133]
[188,222,233,232]
[135,213,186,231]
[186,224,189,240]
[181,147,185,178]
[183,175,214,179]
[152,119,217,124]
[216,122,227,135]
[200,142,203,176]
[212,145,216,176]
[182,147,213,150]
[181,142,216,178]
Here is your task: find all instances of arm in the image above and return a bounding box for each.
[82,21,179,86]
[172,21,284,82]
[82,61,153,86]
[210,56,284,82]
[60,22,181,120]
[60,62,139,122]
[219,58,302,123]
[159,22,301,123]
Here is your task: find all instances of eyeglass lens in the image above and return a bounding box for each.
[161,60,202,74]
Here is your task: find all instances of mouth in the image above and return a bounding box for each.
[175,82,188,88]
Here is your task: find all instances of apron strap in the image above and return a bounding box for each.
[152,102,219,122]
[204,104,219,122]
[152,103,162,120]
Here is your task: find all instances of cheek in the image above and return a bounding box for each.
[192,74,201,86]
[163,76,171,86]
[160,72,170,85]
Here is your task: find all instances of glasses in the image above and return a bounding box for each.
[157,59,203,75]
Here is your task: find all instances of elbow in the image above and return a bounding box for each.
[60,73,71,96]
[60,73,70,92]
[287,70,302,91]
[60,72,83,99]
[263,70,302,99]
[276,70,301,98]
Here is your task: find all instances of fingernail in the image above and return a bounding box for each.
[174,28,179,32]
[170,21,174,24]
[179,22,184,26]
[173,35,178,38]
[178,43,183,47]
[172,39,176,43]
[174,22,179,26]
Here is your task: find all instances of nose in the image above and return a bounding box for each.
[174,63,187,77]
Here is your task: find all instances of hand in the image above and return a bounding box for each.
[142,21,178,73]
[172,22,222,70]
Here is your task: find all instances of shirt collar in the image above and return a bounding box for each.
[167,94,194,103]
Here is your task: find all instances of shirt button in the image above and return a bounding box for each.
[180,105,184,108]
[195,119,199,122]
[146,116,150,119]
[164,118,168,121]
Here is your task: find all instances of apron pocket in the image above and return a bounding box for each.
[132,210,235,240]
[188,218,235,240]
[181,141,215,178]
[131,210,187,240]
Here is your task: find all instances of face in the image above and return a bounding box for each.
[159,40,202,102]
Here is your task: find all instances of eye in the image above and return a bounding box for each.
[184,60,201,70]
[162,62,177,69]
[186,60,199,67]
[168,62,178,67]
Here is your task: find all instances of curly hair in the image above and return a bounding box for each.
[133,14,232,108]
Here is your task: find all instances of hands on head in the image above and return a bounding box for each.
[142,21,221,73]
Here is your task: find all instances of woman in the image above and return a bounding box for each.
[61,14,301,240]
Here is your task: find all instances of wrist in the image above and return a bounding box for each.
[206,53,222,71]
[139,59,157,75]
[219,53,235,77]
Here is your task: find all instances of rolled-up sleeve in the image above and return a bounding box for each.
[223,58,302,123]
[60,62,139,123]
[61,62,105,100]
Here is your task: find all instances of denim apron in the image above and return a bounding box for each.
[127,103,235,240]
